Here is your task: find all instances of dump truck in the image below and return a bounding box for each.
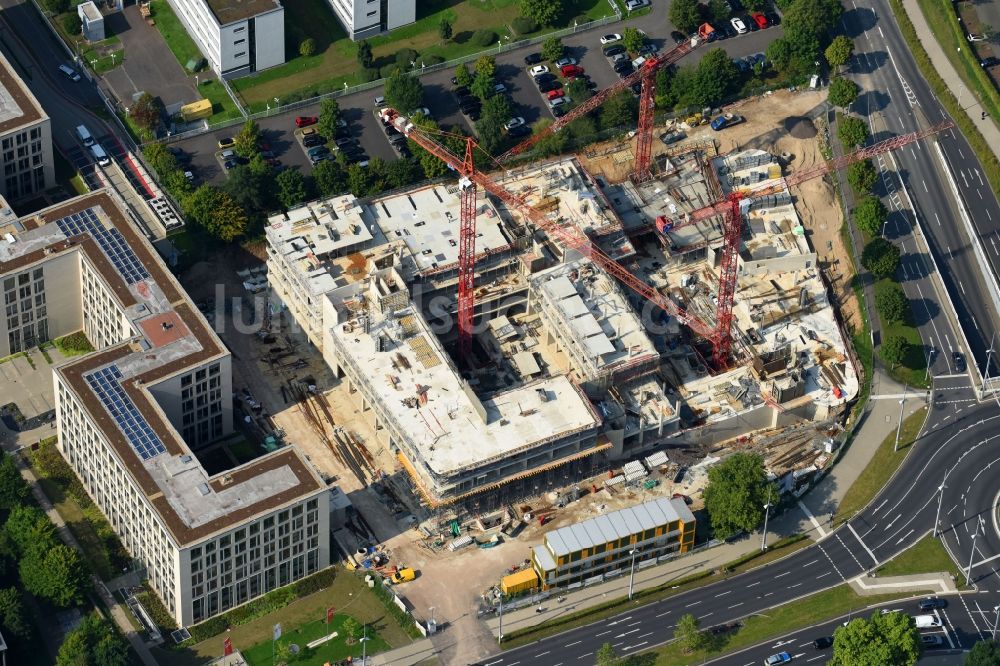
[710,113,745,131]
[698,23,717,42]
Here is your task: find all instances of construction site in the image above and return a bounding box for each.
[174,39,952,658]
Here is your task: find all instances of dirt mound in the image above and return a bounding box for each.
[784,116,818,139]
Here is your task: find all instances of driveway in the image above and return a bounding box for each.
[172,5,782,186]
[101,6,197,109]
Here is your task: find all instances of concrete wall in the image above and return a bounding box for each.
[219,21,251,74]
[386,0,415,30]
[166,0,222,73]
[0,252,83,357]
[740,253,816,277]
[251,9,285,71]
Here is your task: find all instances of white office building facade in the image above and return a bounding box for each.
[328,0,416,40]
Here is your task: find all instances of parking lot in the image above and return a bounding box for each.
[170,8,782,186]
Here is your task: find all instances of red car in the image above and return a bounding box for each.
[750,12,768,29]
[560,64,584,77]
[295,116,318,128]
[546,89,564,100]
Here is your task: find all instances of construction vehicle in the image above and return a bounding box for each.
[391,567,416,583]
[698,23,717,42]
[710,113,745,131]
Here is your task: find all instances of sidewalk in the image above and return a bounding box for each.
[902,0,1000,152]
[477,369,926,639]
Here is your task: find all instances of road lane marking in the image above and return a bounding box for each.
[803,559,818,567]
[654,611,670,618]
[775,571,791,578]
[923,180,928,192]
[789,583,802,588]
[685,600,701,607]
[577,653,592,660]
[747,581,761,587]
[565,641,581,647]
[798,500,828,537]
[596,630,611,637]
[715,590,732,597]
[535,652,550,658]
[729,602,744,609]
[848,522,880,566]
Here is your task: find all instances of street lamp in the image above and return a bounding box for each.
[761,487,773,551]
[628,548,638,600]
[195,74,199,87]
[992,605,1000,641]
[933,477,947,538]
[983,333,995,394]
[360,624,370,664]
[967,518,984,584]
[497,593,503,645]
[498,40,502,53]
[894,384,907,452]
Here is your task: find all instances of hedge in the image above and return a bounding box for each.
[511,16,538,35]
[472,29,497,47]
[184,568,337,643]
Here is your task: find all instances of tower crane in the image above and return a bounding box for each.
[379,104,952,370]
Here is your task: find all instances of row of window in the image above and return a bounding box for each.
[3,166,44,200]
[0,127,42,151]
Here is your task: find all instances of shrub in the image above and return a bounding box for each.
[395,48,419,70]
[875,281,908,324]
[472,29,498,47]
[299,38,316,57]
[511,16,538,35]
[861,237,900,280]
[423,55,445,65]
[380,63,401,79]
[45,0,69,13]
[61,13,81,35]
[360,68,380,83]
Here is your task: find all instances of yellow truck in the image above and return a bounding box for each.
[391,567,416,583]
[180,99,212,122]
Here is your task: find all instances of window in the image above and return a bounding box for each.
[234,25,245,32]
[234,38,245,45]
[367,9,376,16]
[235,51,246,58]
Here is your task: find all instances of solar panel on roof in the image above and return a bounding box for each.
[54,208,150,285]
[85,365,166,461]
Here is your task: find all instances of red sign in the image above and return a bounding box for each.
[223,637,233,656]
[326,606,335,624]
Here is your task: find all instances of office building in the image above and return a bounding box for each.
[327,0,416,40]
[167,0,285,78]
[0,190,330,627]
[0,50,52,202]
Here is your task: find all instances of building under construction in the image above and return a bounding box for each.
[264,136,861,510]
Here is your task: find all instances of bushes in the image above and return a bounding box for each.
[185,568,338,643]
[423,54,445,66]
[360,67,380,83]
[395,48,419,70]
[472,29,498,47]
[60,13,82,35]
[380,63,401,79]
[511,16,538,35]
[861,237,900,279]
[299,38,316,57]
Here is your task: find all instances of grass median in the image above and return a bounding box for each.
[834,406,928,526]
[877,533,963,583]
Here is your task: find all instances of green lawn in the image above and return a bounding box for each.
[877,533,963,584]
[196,79,243,122]
[150,0,203,71]
[644,585,911,665]
[233,0,621,111]
[81,36,124,74]
[834,406,928,525]
[243,613,390,665]
[877,277,930,388]
[225,436,263,464]
[54,331,95,357]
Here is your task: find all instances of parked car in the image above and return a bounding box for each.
[561,64,584,77]
[919,598,947,611]
[638,43,658,56]
[217,137,234,149]
[295,116,318,128]
[334,137,356,149]
[546,89,564,100]
[548,96,571,108]
[765,11,781,25]
[524,52,542,65]
[58,64,81,81]
[454,85,470,98]
[812,637,833,650]
[507,125,530,138]
[552,106,568,118]
[921,635,944,647]
[660,131,685,145]
[504,117,526,130]
[465,107,481,121]
[603,44,626,57]
[374,96,387,107]
[625,0,649,9]
[529,65,550,77]
[731,17,747,34]
[223,159,237,170]
[538,80,562,93]
[600,33,622,44]
[554,57,578,68]
[534,72,556,85]
[613,60,633,73]
[671,30,687,44]
[303,136,324,148]
[493,83,508,94]
[413,107,432,118]
[610,52,629,64]
[751,12,768,28]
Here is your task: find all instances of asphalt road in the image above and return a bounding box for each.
[170,9,782,186]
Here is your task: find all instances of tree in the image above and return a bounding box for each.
[356,40,373,68]
[233,119,261,159]
[828,77,859,107]
[669,0,701,34]
[384,69,424,113]
[57,626,90,666]
[566,116,597,143]
[967,640,1000,666]
[454,63,473,88]
[675,613,705,653]
[875,281,908,324]
[0,588,30,641]
[276,169,309,209]
[693,48,741,107]
[246,153,270,179]
[838,116,869,148]
[93,631,129,666]
[0,452,27,510]
[532,119,569,156]
[782,0,843,61]
[622,27,646,55]
[299,38,316,57]
[831,610,920,666]
[313,159,347,196]
[520,0,560,26]
[342,618,360,645]
[4,504,56,556]
[20,544,87,607]
[184,185,248,241]
[45,0,70,12]
[61,13,82,35]
[707,0,730,23]
[766,37,795,71]
[565,78,593,105]
[57,615,128,666]
[703,452,779,539]
[225,164,266,212]
[542,36,565,63]
[474,55,496,80]
[438,17,453,41]
[317,98,342,142]
[600,90,638,130]
[477,94,513,154]
[847,159,878,194]
[853,195,888,236]
[861,237,900,279]
[471,71,497,101]
[826,35,855,69]
[595,642,620,666]
[129,93,161,133]
[386,158,421,189]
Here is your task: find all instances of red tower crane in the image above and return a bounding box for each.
[456,137,477,360]
[382,106,952,369]
[497,39,697,167]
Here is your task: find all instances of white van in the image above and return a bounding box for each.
[76,125,94,147]
[90,144,111,167]
[58,64,81,82]
[914,614,941,629]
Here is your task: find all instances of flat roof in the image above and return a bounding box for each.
[206,0,282,25]
[544,497,695,557]
[327,290,600,477]
[0,50,44,135]
[78,1,102,21]
[0,191,325,547]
